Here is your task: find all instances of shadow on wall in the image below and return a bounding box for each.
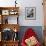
[18,26,44,44]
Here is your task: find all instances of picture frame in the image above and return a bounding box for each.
[2,10,9,15]
[25,7,36,20]
[9,10,18,15]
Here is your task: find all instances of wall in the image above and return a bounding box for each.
[0,0,44,26]
[18,0,44,26]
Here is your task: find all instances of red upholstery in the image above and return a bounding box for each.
[21,28,41,46]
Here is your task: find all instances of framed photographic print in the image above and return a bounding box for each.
[2,10,9,15]
[25,7,36,20]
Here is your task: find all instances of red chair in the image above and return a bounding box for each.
[21,28,41,46]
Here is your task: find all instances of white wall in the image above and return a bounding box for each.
[0,0,44,26]
[18,0,44,26]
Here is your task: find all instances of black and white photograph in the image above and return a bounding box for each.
[25,7,36,20]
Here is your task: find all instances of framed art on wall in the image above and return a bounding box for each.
[25,7,36,20]
[2,10,9,15]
